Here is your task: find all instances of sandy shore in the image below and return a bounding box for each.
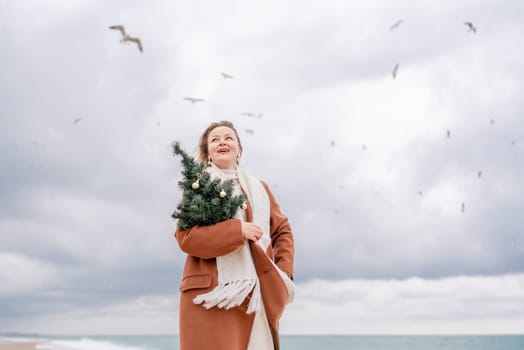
[0,342,42,350]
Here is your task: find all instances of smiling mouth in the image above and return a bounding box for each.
[217,148,229,154]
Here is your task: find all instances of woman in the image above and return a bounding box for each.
[174,120,295,350]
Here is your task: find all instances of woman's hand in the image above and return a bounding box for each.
[241,222,263,242]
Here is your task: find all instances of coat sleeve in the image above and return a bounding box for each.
[261,181,295,280]
[175,219,245,259]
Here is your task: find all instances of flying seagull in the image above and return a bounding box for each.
[464,22,477,33]
[220,72,234,79]
[109,25,143,52]
[392,63,399,79]
[245,128,254,135]
[31,141,45,150]
[446,129,451,139]
[73,117,83,125]
[389,19,404,32]
[241,112,263,118]
[330,140,336,148]
[183,97,205,104]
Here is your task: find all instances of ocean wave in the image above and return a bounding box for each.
[1,337,150,350]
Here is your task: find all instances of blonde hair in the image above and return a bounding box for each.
[197,120,243,164]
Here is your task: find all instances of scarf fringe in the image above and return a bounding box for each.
[193,278,261,314]
[246,281,262,314]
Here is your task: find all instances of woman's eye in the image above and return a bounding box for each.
[226,136,233,140]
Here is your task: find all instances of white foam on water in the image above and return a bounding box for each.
[0,337,45,344]
[33,338,149,350]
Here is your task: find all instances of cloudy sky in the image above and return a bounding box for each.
[1,0,524,335]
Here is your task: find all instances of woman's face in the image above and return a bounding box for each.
[207,126,241,170]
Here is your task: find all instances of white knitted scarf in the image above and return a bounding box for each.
[193,164,271,314]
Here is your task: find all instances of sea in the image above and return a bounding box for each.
[2,334,524,350]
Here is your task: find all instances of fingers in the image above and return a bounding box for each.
[250,224,262,241]
[246,226,261,241]
[241,222,263,241]
[252,229,262,241]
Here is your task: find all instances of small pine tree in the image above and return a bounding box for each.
[171,141,247,229]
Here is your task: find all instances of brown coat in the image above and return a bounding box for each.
[175,181,294,350]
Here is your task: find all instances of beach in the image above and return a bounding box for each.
[0,342,41,350]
